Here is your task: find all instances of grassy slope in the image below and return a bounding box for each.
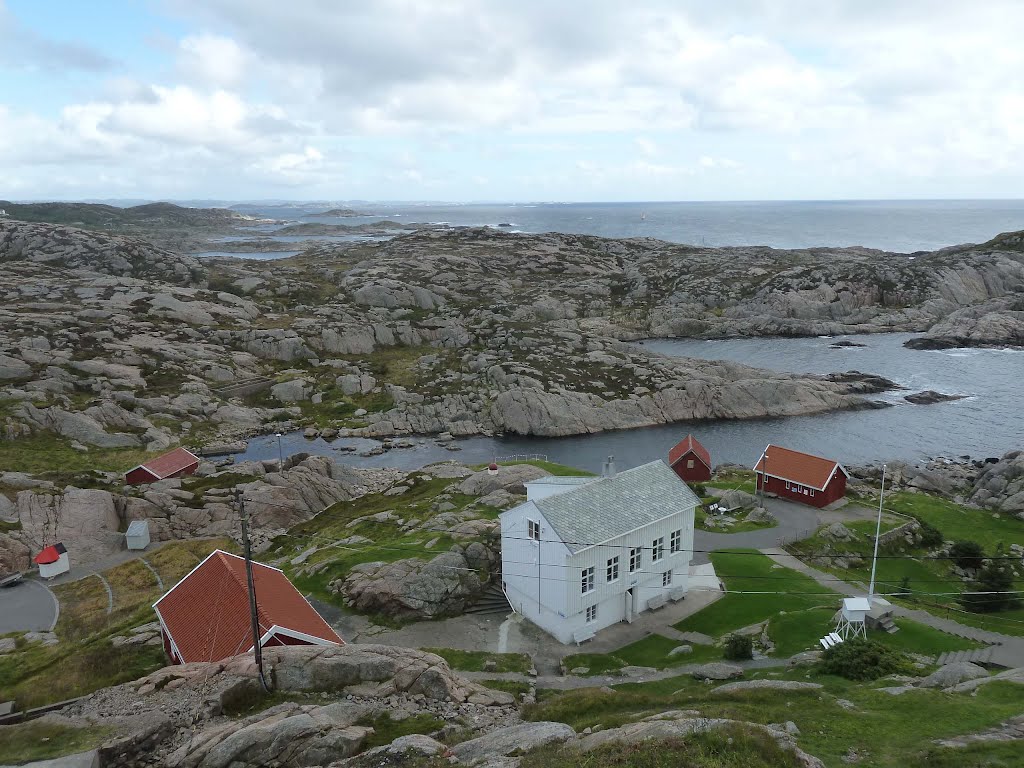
[0,722,115,765]
[422,648,532,673]
[526,670,1024,768]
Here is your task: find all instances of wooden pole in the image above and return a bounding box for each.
[236,489,269,691]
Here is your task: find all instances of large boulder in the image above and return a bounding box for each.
[456,463,552,496]
[917,661,989,689]
[451,722,577,764]
[338,547,497,620]
[691,663,744,681]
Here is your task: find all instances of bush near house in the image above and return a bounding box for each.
[949,540,985,571]
[818,639,914,681]
[723,633,753,660]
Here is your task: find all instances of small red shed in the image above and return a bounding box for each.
[153,550,343,664]
[753,444,848,508]
[668,434,712,482]
[125,447,200,485]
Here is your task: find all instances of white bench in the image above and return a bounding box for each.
[573,627,596,645]
[669,587,687,602]
[647,595,667,611]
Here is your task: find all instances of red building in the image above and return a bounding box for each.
[668,434,712,482]
[153,550,343,664]
[753,444,848,508]
[125,447,200,485]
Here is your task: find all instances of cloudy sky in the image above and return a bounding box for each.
[2,0,1023,201]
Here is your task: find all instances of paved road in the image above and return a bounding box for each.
[0,578,58,633]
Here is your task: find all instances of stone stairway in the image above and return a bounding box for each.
[465,583,512,615]
[875,615,899,634]
[936,647,996,666]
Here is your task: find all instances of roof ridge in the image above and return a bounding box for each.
[764,444,838,464]
[214,551,274,632]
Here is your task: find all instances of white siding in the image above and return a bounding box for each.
[499,501,573,641]
[501,499,696,645]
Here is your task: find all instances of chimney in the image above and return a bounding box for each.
[602,455,617,479]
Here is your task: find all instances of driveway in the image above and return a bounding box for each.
[693,497,882,564]
[0,578,58,633]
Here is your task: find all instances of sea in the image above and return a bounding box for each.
[218,199,1024,471]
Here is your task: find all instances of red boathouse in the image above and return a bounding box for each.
[753,444,848,508]
[668,434,712,483]
[153,550,343,664]
[125,447,200,485]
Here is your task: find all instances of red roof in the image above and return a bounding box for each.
[153,550,343,663]
[753,444,848,491]
[129,447,199,480]
[668,434,711,470]
[34,542,67,565]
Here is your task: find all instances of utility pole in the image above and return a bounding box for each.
[868,464,887,604]
[758,445,770,504]
[276,432,284,470]
[236,489,269,691]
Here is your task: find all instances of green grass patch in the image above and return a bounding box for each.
[885,492,1024,553]
[491,459,596,477]
[520,726,806,768]
[356,712,445,750]
[525,671,1024,768]
[914,740,1024,767]
[675,550,841,639]
[422,648,531,673]
[0,721,115,765]
[146,537,236,587]
[0,433,153,474]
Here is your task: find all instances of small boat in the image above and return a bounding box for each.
[640,212,646,221]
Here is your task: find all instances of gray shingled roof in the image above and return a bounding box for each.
[533,460,700,554]
[528,476,596,486]
[126,520,149,536]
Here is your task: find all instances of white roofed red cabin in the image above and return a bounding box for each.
[668,434,712,482]
[125,447,200,485]
[753,444,849,508]
[152,550,343,664]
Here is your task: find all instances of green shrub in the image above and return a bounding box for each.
[949,541,985,570]
[691,483,707,497]
[723,633,753,660]
[918,520,943,548]
[961,564,1022,613]
[819,638,913,680]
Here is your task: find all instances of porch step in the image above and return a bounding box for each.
[465,583,511,615]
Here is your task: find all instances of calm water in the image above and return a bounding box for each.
[233,333,1022,473]
[226,199,1024,252]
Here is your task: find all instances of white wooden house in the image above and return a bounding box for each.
[499,459,698,644]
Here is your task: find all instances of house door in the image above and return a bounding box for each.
[625,588,634,623]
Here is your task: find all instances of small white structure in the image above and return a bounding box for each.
[500,459,699,645]
[34,543,70,579]
[126,519,151,551]
[836,596,870,640]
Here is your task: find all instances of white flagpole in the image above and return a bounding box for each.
[868,464,887,602]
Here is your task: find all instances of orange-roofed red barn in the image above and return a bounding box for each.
[668,434,712,482]
[753,444,849,508]
[125,447,200,485]
[153,550,343,664]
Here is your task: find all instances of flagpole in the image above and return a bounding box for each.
[868,464,886,603]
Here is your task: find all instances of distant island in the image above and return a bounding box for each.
[308,207,365,218]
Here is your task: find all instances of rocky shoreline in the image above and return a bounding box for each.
[1,213,1023,454]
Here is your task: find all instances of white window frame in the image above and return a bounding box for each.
[652,537,665,563]
[662,570,673,587]
[809,488,815,497]
[687,459,694,469]
[527,519,540,541]
[586,605,598,623]
[670,529,681,554]
[629,547,641,573]
[581,566,595,594]
[606,556,619,583]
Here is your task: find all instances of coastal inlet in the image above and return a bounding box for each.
[233,332,1020,473]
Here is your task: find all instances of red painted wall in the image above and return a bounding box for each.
[162,629,181,664]
[262,633,316,648]
[125,461,199,486]
[756,473,846,508]
[671,452,712,483]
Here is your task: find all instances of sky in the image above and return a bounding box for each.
[2,0,1024,202]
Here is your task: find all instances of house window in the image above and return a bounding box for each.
[581,566,595,594]
[606,556,619,583]
[670,529,682,554]
[809,488,815,497]
[527,519,540,541]
[687,459,694,469]
[629,547,641,573]
[652,537,665,563]
[663,570,673,587]
[586,605,598,623]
